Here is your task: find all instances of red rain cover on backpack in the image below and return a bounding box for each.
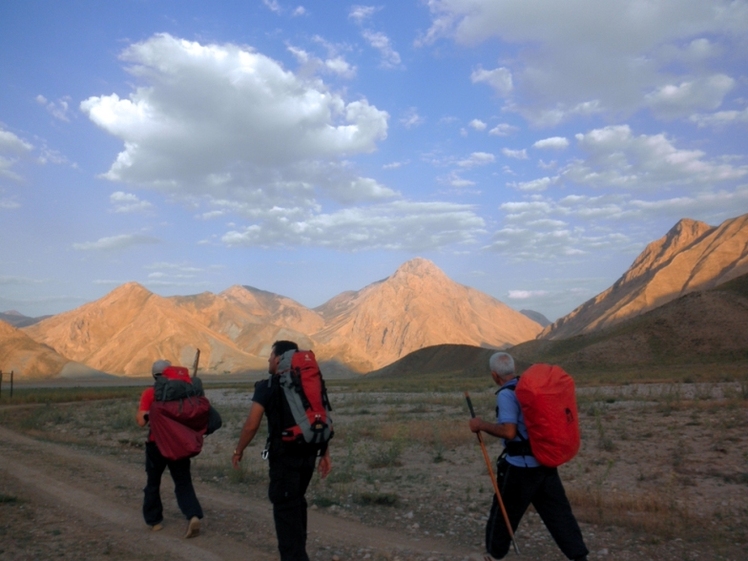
[149,366,210,461]
[276,349,333,452]
[515,363,580,467]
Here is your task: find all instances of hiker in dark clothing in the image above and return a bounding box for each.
[232,340,332,561]
[469,352,589,561]
[136,359,203,538]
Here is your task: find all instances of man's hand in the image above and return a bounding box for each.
[469,417,484,434]
[318,449,332,479]
[231,449,243,469]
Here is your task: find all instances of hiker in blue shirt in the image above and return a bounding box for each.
[469,352,588,561]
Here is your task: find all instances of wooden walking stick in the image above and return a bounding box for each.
[465,391,520,555]
[192,348,200,377]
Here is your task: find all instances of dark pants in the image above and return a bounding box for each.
[268,453,317,561]
[143,441,203,525]
[486,458,588,560]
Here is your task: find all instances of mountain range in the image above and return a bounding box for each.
[2,212,746,380]
[5,258,541,378]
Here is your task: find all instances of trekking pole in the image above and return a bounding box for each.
[192,349,200,377]
[465,391,520,555]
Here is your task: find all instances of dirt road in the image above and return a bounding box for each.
[0,424,474,561]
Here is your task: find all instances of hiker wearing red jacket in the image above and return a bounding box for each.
[469,352,588,561]
[136,359,203,538]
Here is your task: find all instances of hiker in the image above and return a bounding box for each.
[469,352,589,561]
[232,340,332,561]
[136,359,203,538]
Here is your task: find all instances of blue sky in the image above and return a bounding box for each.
[1,1,747,321]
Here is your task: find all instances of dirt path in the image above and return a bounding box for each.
[0,425,475,561]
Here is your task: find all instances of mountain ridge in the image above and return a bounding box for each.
[11,258,540,377]
[541,213,748,340]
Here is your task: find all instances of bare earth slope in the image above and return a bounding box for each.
[313,258,542,372]
[22,283,265,376]
[542,213,748,340]
[0,320,73,379]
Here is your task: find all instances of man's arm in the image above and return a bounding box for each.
[232,402,265,468]
[136,410,149,427]
[469,417,518,440]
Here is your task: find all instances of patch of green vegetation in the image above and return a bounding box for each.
[353,492,399,506]
[311,496,339,507]
[0,494,19,504]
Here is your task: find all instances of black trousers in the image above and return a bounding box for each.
[486,458,588,560]
[268,453,317,561]
[143,441,203,525]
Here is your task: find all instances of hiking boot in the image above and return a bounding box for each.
[184,516,200,538]
[150,523,163,532]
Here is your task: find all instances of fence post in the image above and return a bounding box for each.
[9,370,13,399]
[0,370,3,398]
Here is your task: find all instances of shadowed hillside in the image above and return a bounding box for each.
[511,273,748,379]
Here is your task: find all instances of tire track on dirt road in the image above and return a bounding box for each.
[0,425,476,560]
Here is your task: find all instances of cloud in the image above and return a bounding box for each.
[507,290,550,299]
[566,125,747,188]
[400,107,425,129]
[690,106,748,128]
[469,119,487,131]
[361,29,402,68]
[0,197,20,210]
[73,233,160,251]
[262,0,281,14]
[221,201,485,250]
[486,183,748,261]
[443,172,476,188]
[508,177,556,192]
[287,45,356,79]
[489,123,518,136]
[81,34,390,205]
[422,0,747,124]
[110,191,153,213]
[470,64,513,97]
[458,151,495,168]
[36,94,72,121]
[349,5,379,23]
[502,148,528,160]
[533,137,569,150]
[645,74,735,119]
[0,127,34,181]
[383,160,410,170]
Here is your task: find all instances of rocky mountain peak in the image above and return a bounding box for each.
[390,258,448,282]
[624,218,712,282]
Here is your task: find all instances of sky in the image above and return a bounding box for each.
[1,1,747,322]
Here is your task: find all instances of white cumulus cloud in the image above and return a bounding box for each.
[422,0,747,124]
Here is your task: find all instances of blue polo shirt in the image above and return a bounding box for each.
[497,379,540,468]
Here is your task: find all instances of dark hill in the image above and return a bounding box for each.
[366,344,532,380]
[509,273,748,377]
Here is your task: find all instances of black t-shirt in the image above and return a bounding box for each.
[252,377,292,443]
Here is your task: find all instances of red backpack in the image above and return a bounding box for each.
[149,366,211,461]
[512,363,580,467]
[273,349,333,455]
